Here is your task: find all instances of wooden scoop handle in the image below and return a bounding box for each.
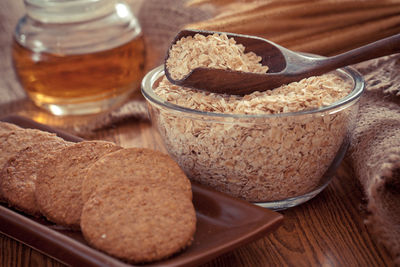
[310,33,400,75]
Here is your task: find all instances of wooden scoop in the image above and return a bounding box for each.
[164,29,400,95]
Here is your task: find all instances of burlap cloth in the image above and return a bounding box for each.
[347,55,400,265]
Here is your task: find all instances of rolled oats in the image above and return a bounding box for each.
[166,33,269,80]
[152,33,355,202]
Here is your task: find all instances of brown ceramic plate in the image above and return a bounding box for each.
[0,115,283,267]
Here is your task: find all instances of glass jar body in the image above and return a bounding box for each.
[12,0,146,116]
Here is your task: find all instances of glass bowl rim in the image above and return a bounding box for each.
[141,64,365,119]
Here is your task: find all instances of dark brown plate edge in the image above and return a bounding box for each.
[0,205,129,267]
[0,115,284,267]
[175,184,283,267]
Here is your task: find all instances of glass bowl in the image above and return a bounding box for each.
[141,65,364,210]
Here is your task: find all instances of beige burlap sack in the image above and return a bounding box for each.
[348,55,400,265]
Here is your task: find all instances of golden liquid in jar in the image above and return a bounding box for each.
[12,36,146,114]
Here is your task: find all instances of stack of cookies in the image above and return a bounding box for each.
[0,121,196,263]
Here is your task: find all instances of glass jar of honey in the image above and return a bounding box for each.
[12,0,146,116]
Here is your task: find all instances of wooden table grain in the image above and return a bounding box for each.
[0,1,395,266]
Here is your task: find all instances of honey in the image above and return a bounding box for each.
[12,36,146,115]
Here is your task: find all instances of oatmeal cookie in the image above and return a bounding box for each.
[81,181,196,263]
[81,147,192,203]
[0,127,67,202]
[0,137,70,216]
[35,141,121,229]
[0,121,22,137]
[0,127,59,170]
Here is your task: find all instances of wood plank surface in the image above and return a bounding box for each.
[0,0,395,266]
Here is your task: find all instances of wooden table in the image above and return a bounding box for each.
[0,1,394,266]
